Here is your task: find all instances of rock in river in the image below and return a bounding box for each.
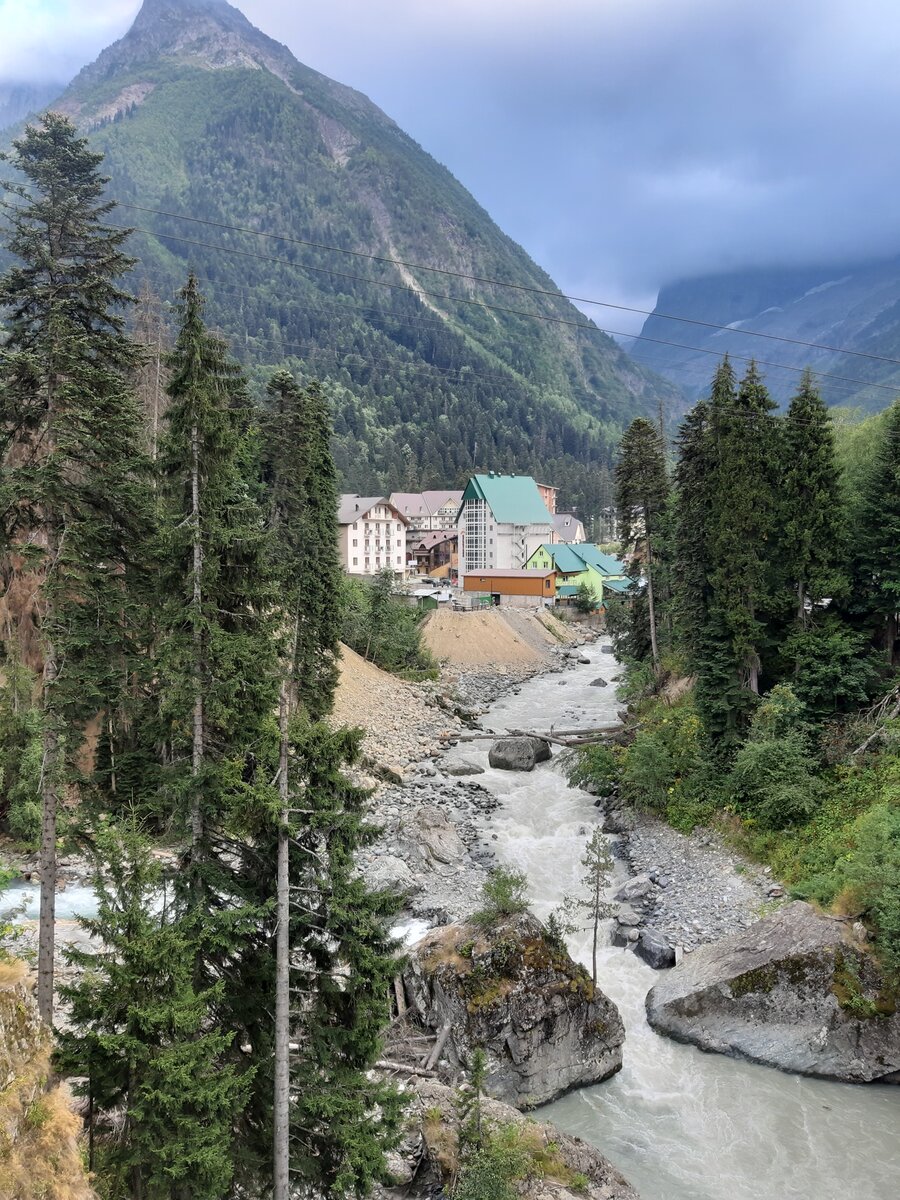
[405,911,625,1108]
[488,736,551,772]
[645,901,900,1082]
[635,928,676,970]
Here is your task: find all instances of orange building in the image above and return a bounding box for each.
[462,568,556,605]
[536,482,558,515]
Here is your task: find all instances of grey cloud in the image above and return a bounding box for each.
[8,0,900,324]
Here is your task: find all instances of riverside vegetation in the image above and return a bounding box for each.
[0,114,406,1200]
[572,363,900,995]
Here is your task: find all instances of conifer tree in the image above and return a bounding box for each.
[57,823,247,1200]
[156,274,278,876]
[781,370,847,624]
[853,398,900,665]
[0,113,148,1020]
[261,368,399,1198]
[705,361,779,739]
[615,418,668,670]
[153,276,280,1184]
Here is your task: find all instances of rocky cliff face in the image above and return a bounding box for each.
[0,962,95,1199]
[374,1076,639,1200]
[646,901,900,1083]
[405,912,624,1108]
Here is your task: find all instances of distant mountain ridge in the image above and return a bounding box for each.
[24,0,681,514]
[0,82,68,132]
[634,260,900,410]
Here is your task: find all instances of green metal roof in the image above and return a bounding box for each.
[602,576,633,594]
[537,543,585,573]
[461,474,552,525]
[535,542,626,577]
[573,545,626,576]
[557,584,581,596]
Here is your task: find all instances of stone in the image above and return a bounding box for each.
[601,807,636,834]
[405,912,625,1108]
[600,643,615,653]
[415,806,467,867]
[443,760,486,777]
[590,677,609,687]
[577,655,592,665]
[530,736,552,764]
[365,855,420,896]
[488,737,537,771]
[616,903,642,926]
[635,929,676,970]
[615,872,656,902]
[371,1076,639,1200]
[646,901,900,1082]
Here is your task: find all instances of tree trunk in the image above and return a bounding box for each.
[273,678,291,1200]
[37,644,59,1025]
[190,424,204,848]
[645,537,660,672]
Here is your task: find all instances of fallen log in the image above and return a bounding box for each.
[374,1060,438,1078]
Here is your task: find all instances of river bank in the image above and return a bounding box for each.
[428,642,900,1200]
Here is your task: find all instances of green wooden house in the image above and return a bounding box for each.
[525,543,630,605]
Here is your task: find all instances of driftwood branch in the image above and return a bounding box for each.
[375,1060,438,1078]
[850,687,900,757]
[424,1024,452,1071]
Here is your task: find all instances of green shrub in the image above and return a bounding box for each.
[566,744,620,795]
[472,867,529,926]
[341,571,436,675]
[619,703,703,811]
[841,803,900,980]
[727,732,824,830]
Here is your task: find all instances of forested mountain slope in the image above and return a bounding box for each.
[36,0,681,514]
[634,260,900,410]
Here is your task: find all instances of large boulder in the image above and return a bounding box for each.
[405,912,624,1108]
[488,736,551,771]
[646,901,900,1082]
[373,1076,639,1200]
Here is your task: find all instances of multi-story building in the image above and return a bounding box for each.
[456,473,554,584]
[552,512,586,543]
[338,495,408,577]
[536,482,558,515]
[389,490,463,532]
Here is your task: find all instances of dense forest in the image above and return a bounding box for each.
[0,113,402,1200]
[16,0,682,529]
[586,362,900,993]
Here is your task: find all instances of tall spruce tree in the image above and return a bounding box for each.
[615,418,668,670]
[0,114,148,1021]
[781,370,847,624]
[853,398,900,666]
[705,361,779,740]
[261,368,400,1198]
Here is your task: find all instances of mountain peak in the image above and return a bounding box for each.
[72,0,295,89]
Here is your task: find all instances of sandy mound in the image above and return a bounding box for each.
[421,608,577,670]
[332,644,458,776]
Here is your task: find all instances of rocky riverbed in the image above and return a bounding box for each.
[610,811,779,956]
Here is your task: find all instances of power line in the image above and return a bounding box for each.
[120,225,900,397]
[117,201,900,370]
[131,271,897,438]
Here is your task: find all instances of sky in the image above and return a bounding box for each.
[3,0,900,332]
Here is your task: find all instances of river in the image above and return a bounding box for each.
[441,642,900,1200]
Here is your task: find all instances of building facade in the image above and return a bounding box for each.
[552,512,586,543]
[456,474,555,583]
[338,495,408,577]
[525,543,629,604]
[389,490,464,532]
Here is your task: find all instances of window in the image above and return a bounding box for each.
[352,538,357,547]
[353,557,358,566]
[396,538,401,547]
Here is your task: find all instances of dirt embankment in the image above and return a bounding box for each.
[332,644,459,778]
[421,607,579,671]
